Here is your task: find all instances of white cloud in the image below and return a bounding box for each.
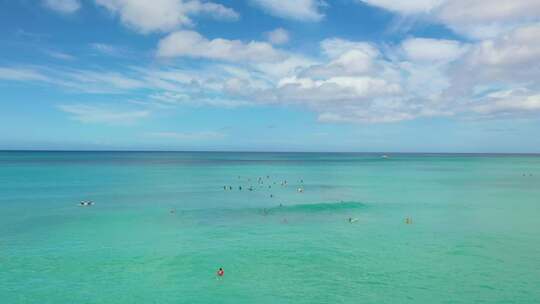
[65,70,146,90]
[300,38,383,80]
[10,20,540,125]
[437,0,540,38]
[465,24,540,68]
[58,104,150,124]
[357,0,540,38]
[90,43,121,55]
[252,0,325,21]
[266,28,290,45]
[359,0,442,14]
[147,92,251,108]
[449,23,540,96]
[473,89,540,115]
[46,51,75,60]
[157,30,284,62]
[43,0,81,14]
[94,0,239,33]
[401,38,467,63]
[0,67,51,82]
[320,38,379,59]
[183,1,239,20]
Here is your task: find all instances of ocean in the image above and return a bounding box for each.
[1,151,539,303]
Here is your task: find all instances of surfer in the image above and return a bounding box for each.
[217,268,224,277]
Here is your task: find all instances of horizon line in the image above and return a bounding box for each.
[1,149,540,155]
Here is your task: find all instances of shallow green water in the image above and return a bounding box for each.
[1,152,539,303]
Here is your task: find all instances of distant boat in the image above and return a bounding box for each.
[79,200,94,207]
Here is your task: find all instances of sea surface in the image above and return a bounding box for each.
[1,151,539,303]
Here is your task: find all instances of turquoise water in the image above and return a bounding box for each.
[1,152,540,303]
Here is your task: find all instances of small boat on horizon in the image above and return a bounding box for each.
[79,200,94,206]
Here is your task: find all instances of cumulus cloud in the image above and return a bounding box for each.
[359,0,442,14]
[449,23,540,97]
[472,89,540,116]
[320,39,379,59]
[58,104,150,124]
[252,0,325,21]
[266,28,290,45]
[157,30,285,62]
[437,0,540,38]
[43,0,81,14]
[357,0,540,38]
[401,38,467,63]
[94,0,239,33]
[302,40,380,78]
[11,18,540,125]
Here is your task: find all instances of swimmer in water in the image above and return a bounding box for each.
[217,268,224,277]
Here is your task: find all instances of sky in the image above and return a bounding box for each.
[1,0,540,152]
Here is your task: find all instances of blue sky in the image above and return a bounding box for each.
[1,0,540,152]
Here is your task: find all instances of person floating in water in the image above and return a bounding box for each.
[239,186,242,190]
[217,267,224,277]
